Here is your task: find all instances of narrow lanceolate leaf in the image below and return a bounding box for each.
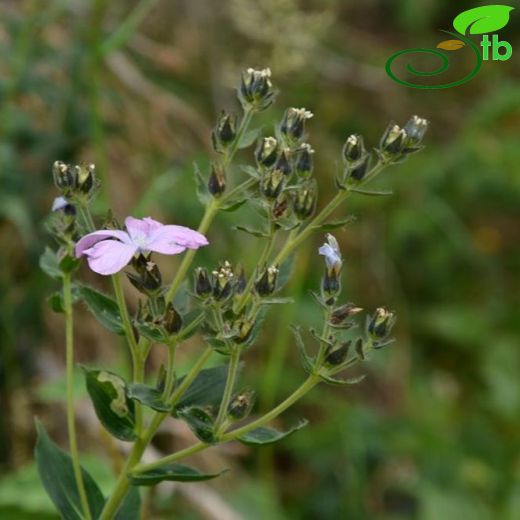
[129,464,226,486]
[77,285,124,335]
[313,215,356,231]
[453,5,514,35]
[174,364,236,412]
[237,419,309,446]
[291,326,314,374]
[219,198,248,212]
[84,368,137,441]
[177,406,217,444]
[34,420,105,520]
[234,225,269,238]
[319,373,366,386]
[238,127,261,149]
[193,162,210,205]
[349,187,393,196]
[127,384,171,412]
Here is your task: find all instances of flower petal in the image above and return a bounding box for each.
[83,240,137,275]
[75,230,132,258]
[150,225,209,250]
[125,216,163,243]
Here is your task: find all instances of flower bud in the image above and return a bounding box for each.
[368,307,396,339]
[128,255,162,294]
[280,107,313,143]
[325,341,351,366]
[77,163,95,194]
[330,303,363,325]
[212,261,235,301]
[295,143,314,177]
[293,179,317,220]
[274,147,292,176]
[254,265,279,296]
[348,154,370,182]
[233,316,255,344]
[163,302,183,334]
[238,67,276,111]
[228,390,255,420]
[260,168,285,199]
[342,134,365,163]
[52,196,76,216]
[212,111,237,152]
[272,193,292,221]
[380,123,406,155]
[52,161,75,191]
[403,115,429,147]
[194,267,212,298]
[319,234,342,300]
[208,163,226,197]
[234,264,246,294]
[255,137,278,168]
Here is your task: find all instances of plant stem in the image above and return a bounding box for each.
[214,347,241,431]
[63,273,92,520]
[162,341,177,401]
[132,441,207,474]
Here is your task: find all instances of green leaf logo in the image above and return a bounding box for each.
[453,5,514,35]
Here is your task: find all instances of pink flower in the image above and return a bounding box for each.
[75,216,208,275]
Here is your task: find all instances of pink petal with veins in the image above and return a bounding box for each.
[82,240,138,275]
[151,225,208,249]
[75,230,132,258]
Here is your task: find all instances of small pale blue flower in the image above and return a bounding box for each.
[52,196,69,212]
[318,233,342,269]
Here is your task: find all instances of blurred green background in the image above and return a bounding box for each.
[1,0,519,518]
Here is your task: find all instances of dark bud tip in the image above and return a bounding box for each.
[163,302,183,334]
[228,390,255,420]
[208,163,226,197]
[194,267,212,298]
[330,303,363,325]
[254,264,279,296]
[368,307,396,339]
[325,341,351,366]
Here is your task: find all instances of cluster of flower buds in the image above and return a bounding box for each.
[368,307,396,341]
[254,264,279,296]
[378,115,429,163]
[238,68,276,111]
[211,111,237,153]
[319,234,343,302]
[127,254,162,295]
[194,261,246,304]
[227,389,255,420]
[52,161,97,200]
[341,134,370,183]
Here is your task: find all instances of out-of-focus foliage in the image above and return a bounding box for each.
[0,0,519,518]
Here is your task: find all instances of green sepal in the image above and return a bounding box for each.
[129,464,227,486]
[34,420,105,520]
[127,384,171,412]
[83,368,137,441]
[177,406,217,444]
[77,285,125,335]
[237,419,308,446]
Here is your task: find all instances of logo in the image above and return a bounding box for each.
[386,5,514,89]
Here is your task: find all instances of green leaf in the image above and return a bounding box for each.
[291,326,314,374]
[115,486,140,520]
[260,297,294,305]
[453,5,514,35]
[130,463,226,486]
[240,165,261,179]
[48,292,65,313]
[59,254,80,274]
[237,420,309,446]
[193,162,210,205]
[84,368,137,441]
[177,406,217,443]
[127,384,171,412]
[235,225,269,238]
[350,187,393,196]
[78,285,125,335]
[34,420,105,520]
[174,365,232,411]
[135,322,167,343]
[238,128,261,149]
[313,215,356,231]
[40,248,61,279]
[220,198,248,212]
[319,373,366,386]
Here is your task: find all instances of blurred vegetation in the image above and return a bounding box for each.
[0,0,519,518]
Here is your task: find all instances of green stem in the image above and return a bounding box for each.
[132,441,207,474]
[214,347,241,431]
[162,342,177,401]
[63,273,92,520]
